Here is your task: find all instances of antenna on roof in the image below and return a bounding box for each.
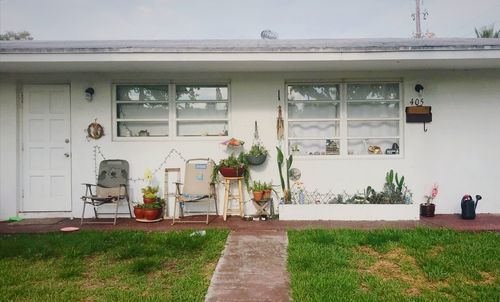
[260,30,279,40]
[411,0,432,38]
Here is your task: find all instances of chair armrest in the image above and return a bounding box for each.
[82,183,96,187]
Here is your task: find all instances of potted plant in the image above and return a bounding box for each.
[247,143,268,165]
[251,181,264,201]
[142,200,163,220]
[133,203,145,219]
[212,153,250,189]
[141,185,159,204]
[421,184,438,217]
[262,182,273,199]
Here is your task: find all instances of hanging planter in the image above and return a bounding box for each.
[247,153,267,165]
[247,121,268,165]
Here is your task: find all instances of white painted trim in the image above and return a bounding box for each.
[285,81,403,159]
[111,83,231,141]
[2,50,500,63]
[279,204,420,221]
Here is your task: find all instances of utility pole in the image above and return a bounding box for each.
[412,0,429,38]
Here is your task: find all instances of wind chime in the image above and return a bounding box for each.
[276,90,284,141]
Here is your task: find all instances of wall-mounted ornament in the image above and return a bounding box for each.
[289,168,302,181]
[86,118,104,141]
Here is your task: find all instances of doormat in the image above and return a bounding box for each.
[9,218,66,225]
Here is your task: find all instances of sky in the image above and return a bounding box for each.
[0,0,499,40]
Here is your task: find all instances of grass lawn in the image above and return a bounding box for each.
[0,230,228,302]
[288,228,499,302]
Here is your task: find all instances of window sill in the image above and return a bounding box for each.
[292,154,404,160]
[112,135,229,142]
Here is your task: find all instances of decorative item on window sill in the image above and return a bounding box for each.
[406,106,432,132]
[291,144,300,155]
[368,145,382,154]
[385,143,400,155]
[326,140,339,155]
[138,130,150,137]
[86,118,104,141]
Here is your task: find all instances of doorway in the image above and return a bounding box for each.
[22,84,72,212]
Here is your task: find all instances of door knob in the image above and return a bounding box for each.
[65,138,70,143]
[64,153,70,158]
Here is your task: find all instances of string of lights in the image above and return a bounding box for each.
[92,145,187,183]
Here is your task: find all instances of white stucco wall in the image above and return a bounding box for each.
[0,79,19,219]
[0,69,499,220]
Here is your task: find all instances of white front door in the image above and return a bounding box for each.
[22,85,72,212]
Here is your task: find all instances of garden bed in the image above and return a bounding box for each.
[279,203,419,221]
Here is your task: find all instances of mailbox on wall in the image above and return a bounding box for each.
[406,106,432,123]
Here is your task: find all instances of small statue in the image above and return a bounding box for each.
[138,130,150,136]
[368,145,382,154]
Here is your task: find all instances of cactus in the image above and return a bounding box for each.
[386,170,394,185]
[364,185,375,202]
[395,174,405,193]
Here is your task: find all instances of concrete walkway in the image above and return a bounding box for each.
[205,230,290,302]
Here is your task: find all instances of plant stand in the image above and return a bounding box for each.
[252,198,272,217]
[223,177,245,221]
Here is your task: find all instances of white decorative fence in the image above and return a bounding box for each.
[279,203,419,221]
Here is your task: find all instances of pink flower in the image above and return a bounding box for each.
[431,184,439,199]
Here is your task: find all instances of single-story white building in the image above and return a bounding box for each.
[1,38,499,220]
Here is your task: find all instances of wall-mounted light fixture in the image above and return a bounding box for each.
[414,84,424,94]
[84,87,95,102]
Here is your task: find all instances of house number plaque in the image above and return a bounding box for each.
[410,97,424,106]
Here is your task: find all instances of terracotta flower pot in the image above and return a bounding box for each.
[133,207,145,219]
[263,189,272,200]
[143,208,161,220]
[420,203,435,217]
[143,197,157,204]
[219,166,245,177]
[253,191,263,201]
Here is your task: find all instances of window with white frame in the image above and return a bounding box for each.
[116,85,169,137]
[286,82,402,157]
[113,84,229,139]
[287,84,341,156]
[176,85,229,137]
